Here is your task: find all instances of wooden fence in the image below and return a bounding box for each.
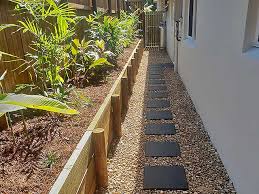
[49,39,144,194]
[0,0,123,94]
[0,0,31,92]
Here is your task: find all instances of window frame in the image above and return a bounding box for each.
[255,5,259,48]
[185,0,197,40]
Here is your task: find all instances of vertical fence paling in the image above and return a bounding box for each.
[0,1,30,92]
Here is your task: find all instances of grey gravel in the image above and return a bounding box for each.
[105,50,236,194]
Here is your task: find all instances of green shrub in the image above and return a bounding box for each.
[86,11,140,61]
[119,10,140,47]
[0,0,83,100]
[87,13,123,60]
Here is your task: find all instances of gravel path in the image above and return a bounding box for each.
[106,50,236,194]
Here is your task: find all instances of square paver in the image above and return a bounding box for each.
[150,63,174,68]
[149,68,163,72]
[145,141,180,157]
[149,80,166,85]
[145,123,176,135]
[144,165,188,190]
[149,64,173,69]
[146,110,173,120]
[147,100,170,108]
[148,85,167,91]
[149,75,164,80]
[149,71,163,76]
[148,91,168,98]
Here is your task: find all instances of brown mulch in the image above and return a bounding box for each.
[0,40,138,194]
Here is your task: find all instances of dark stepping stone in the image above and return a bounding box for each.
[150,63,174,68]
[149,80,166,85]
[149,85,167,91]
[149,68,163,71]
[149,75,164,80]
[145,123,176,135]
[152,63,174,68]
[144,165,188,190]
[149,71,163,76]
[161,63,174,68]
[145,141,180,157]
[148,91,168,98]
[149,68,164,72]
[146,110,173,120]
[147,100,170,108]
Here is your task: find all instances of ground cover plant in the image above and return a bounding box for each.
[0,0,140,193]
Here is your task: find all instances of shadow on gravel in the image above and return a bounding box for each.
[107,138,121,159]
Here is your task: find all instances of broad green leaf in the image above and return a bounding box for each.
[0,104,26,115]
[89,58,108,70]
[95,40,105,50]
[73,39,80,47]
[0,94,78,115]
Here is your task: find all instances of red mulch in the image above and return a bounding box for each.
[0,40,138,194]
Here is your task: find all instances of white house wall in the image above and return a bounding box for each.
[167,0,259,193]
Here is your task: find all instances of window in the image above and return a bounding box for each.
[255,5,259,47]
[243,0,259,51]
[188,0,194,36]
[184,0,197,39]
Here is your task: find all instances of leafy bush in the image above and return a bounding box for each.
[0,0,140,105]
[119,11,140,47]
[86,11,140,61]
[70,39,113,86]
[87,13,123,59]
[0,0,116,100]
[0,0,82,100]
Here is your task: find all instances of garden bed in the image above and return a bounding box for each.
[0,40,140,194]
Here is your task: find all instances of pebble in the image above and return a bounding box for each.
[102,51,236,194]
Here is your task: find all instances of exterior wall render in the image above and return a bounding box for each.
[166,0,259,193]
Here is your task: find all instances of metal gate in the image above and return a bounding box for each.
[144,11,163,49]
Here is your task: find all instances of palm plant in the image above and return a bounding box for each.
[0,0,84,100]
[0,70,78,145]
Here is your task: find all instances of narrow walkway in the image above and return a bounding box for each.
[106,51,236,194]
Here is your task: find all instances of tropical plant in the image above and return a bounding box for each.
[86,11,140,62]
[86,13,124,60]
[119,10,140,47]
[0,0,84,100]
[144,3,154,12]
[0,93,78,118]
[0,69,78,145]
[70,38,113,86]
